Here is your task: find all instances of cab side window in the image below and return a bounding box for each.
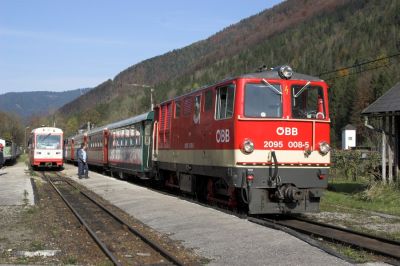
[215,84,235,120]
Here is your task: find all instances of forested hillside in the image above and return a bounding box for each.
[0,111,24,144]
[0,88,90,121]
[52,0,400,146]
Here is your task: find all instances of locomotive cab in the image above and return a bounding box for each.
[234,66,330,213]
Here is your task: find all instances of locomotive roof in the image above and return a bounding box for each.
[158,70,324,105]
[31,127,63,134]
[106,111,154,130]
[237,70,323,82]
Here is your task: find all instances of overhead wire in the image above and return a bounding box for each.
[317,52,400,82]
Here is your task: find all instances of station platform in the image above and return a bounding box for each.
[62,164,351,266]
[0,162,34,206]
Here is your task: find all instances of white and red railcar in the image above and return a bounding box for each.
[154,66,330,214]
[28,127,64,169]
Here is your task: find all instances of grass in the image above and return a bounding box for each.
[18,153,28,164]
[30,240,45,251]
[22,190,30,206]
[327,243,372,263]
[63,256,78,265]
[322,178,400,216]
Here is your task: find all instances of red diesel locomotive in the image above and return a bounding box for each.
[154,66,330,214]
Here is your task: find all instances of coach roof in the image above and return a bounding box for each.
[106,111,154,130]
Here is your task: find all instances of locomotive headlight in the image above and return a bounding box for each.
[241,139,254,154]
[279,65,293,79]
[319,141,330,155]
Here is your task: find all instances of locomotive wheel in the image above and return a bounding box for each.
[195,176,208,202]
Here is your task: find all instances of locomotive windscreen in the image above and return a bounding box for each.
[292,85,325,119]
[244,83,282,118]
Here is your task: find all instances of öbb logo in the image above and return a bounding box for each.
[216,129,230,143]
[276,127,298,136]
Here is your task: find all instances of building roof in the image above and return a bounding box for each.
[341,124,356,131]
[362,82,400,115]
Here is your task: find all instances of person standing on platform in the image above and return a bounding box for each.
[82,143,89,178]
[77,143,89,178]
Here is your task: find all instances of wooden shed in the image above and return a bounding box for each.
[362,82,400,182]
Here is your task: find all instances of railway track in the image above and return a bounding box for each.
[40,171,185,266]
[249,215,400,263]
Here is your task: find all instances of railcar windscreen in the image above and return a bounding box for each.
[244,83,282,118]
[292,85,325,119]
[36,134,61,149]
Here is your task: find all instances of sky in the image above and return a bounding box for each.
[0,0,282,93]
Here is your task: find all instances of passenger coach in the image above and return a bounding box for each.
[106,112,154,179]
[28,127,63,169]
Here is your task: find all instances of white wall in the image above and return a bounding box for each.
[342,130,356,150]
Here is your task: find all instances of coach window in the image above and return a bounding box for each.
[215,84,235,120]
[175,101,181,118]
[292,85,325,119]
[135,127,141,146]
[129,127,134,146]
[244,83,282,118]
[118,130,122,147]
[125,128,129,146]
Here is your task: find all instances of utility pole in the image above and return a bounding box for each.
[24,126,30,154]
[126,83,154,111]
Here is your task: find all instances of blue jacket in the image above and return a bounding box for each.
[77,148,87,163]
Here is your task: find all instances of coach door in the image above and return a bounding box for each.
[158,102,172,149]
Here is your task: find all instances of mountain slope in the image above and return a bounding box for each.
[56,0,349,120]
[54,0,400,146]
[0,88,90,120]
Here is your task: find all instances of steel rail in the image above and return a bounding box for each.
[54,172,185,266]
[41,172,122,266]
[249,216,400,261]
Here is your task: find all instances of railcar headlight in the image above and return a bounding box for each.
[279,65,293,79]
[241,139,254,154]
[319,141,330,155]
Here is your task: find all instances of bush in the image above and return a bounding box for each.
[331,149,381,182]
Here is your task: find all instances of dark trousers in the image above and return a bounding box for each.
[0,152,3,168]
[78,161,88,177]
